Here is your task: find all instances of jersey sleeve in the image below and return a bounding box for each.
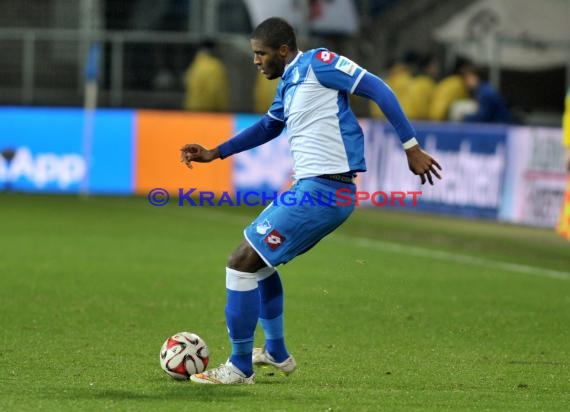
[353,71,416,147]
[267,80,285,121]
[311,49,367,94]
[217,114,284,159]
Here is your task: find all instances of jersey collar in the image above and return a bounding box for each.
[283,51,303,77]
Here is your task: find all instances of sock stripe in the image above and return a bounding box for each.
[259,315,284,340]
[256,266,276,281]
[230,340,254,356]
[226,267,257,291]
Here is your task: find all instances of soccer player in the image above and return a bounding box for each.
[180,17,442,384]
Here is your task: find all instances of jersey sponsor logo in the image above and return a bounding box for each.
[316,50,335,64]
[334,56,358,76]
[264,229,285,250]
[256,219,272,235]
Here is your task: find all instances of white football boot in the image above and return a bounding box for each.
[190,361,255,385]
[252,347,297,375]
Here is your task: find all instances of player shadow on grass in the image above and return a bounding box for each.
[43,385,250,402]
[43,376,289,402]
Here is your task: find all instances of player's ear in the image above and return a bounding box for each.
[278,44,289,58]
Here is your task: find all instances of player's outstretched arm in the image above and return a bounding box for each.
[180,114,284,170]
[353,71,442,185]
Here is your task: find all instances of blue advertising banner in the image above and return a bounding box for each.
[232,114,292,193]
[5,108,561,227]
[359,121,509,218]
[0,108,135,194]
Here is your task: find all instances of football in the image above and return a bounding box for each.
[159,332,210,380]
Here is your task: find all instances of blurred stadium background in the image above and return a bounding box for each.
[0,0,568,117]
[1,0,568,226]
[1,1,569,410]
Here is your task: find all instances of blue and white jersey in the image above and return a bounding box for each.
[267,49,367,179]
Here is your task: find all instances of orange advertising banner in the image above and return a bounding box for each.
[134,111,233,196]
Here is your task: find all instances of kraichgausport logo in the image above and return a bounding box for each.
[147,188,422,207]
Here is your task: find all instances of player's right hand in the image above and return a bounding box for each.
[180,144,220,169]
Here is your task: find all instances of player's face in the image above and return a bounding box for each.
[250,39,288,80]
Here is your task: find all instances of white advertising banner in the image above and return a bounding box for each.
[499,127,567,227]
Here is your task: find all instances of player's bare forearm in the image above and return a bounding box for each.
[405,144,442,185]
[180,144,220,169]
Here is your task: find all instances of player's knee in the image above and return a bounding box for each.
[227,242,265,272]
[226,250,241,269]
[227,247,249,270]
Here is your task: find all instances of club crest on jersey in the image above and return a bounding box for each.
[316,50,335,64]
[256,219,272,235]
[335,56,358,76]
[264,229,285,250]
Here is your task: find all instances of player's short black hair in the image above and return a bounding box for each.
[251,17,297,51]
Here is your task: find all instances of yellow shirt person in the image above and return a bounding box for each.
[556,88,570,240]
[184,48,229,112]
[402,74,436,120]
[369,63,412,119]
[428,74,468,121]
[254,72,279,114]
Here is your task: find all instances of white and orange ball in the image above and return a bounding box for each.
[159,332,209,380]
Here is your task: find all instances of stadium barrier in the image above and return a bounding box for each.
[0,108,565,227]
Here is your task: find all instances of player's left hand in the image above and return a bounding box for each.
[405,145,442,185]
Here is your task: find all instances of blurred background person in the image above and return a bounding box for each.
[429,58,470,122]
[253,72,279,114]
[369,51,418,119]
[401,54,440,120]
[183,40,229,112]
[556,88,570,240]
[459,64,512,124]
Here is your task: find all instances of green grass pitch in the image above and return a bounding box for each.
[1,193,569,411]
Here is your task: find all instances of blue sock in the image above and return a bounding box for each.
[258,269,289,363]
[225,268,259,377]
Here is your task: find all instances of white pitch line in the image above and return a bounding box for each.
[331,234,570,281]
[184,207,569,281]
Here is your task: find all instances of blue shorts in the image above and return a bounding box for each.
[244,177,356,267]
